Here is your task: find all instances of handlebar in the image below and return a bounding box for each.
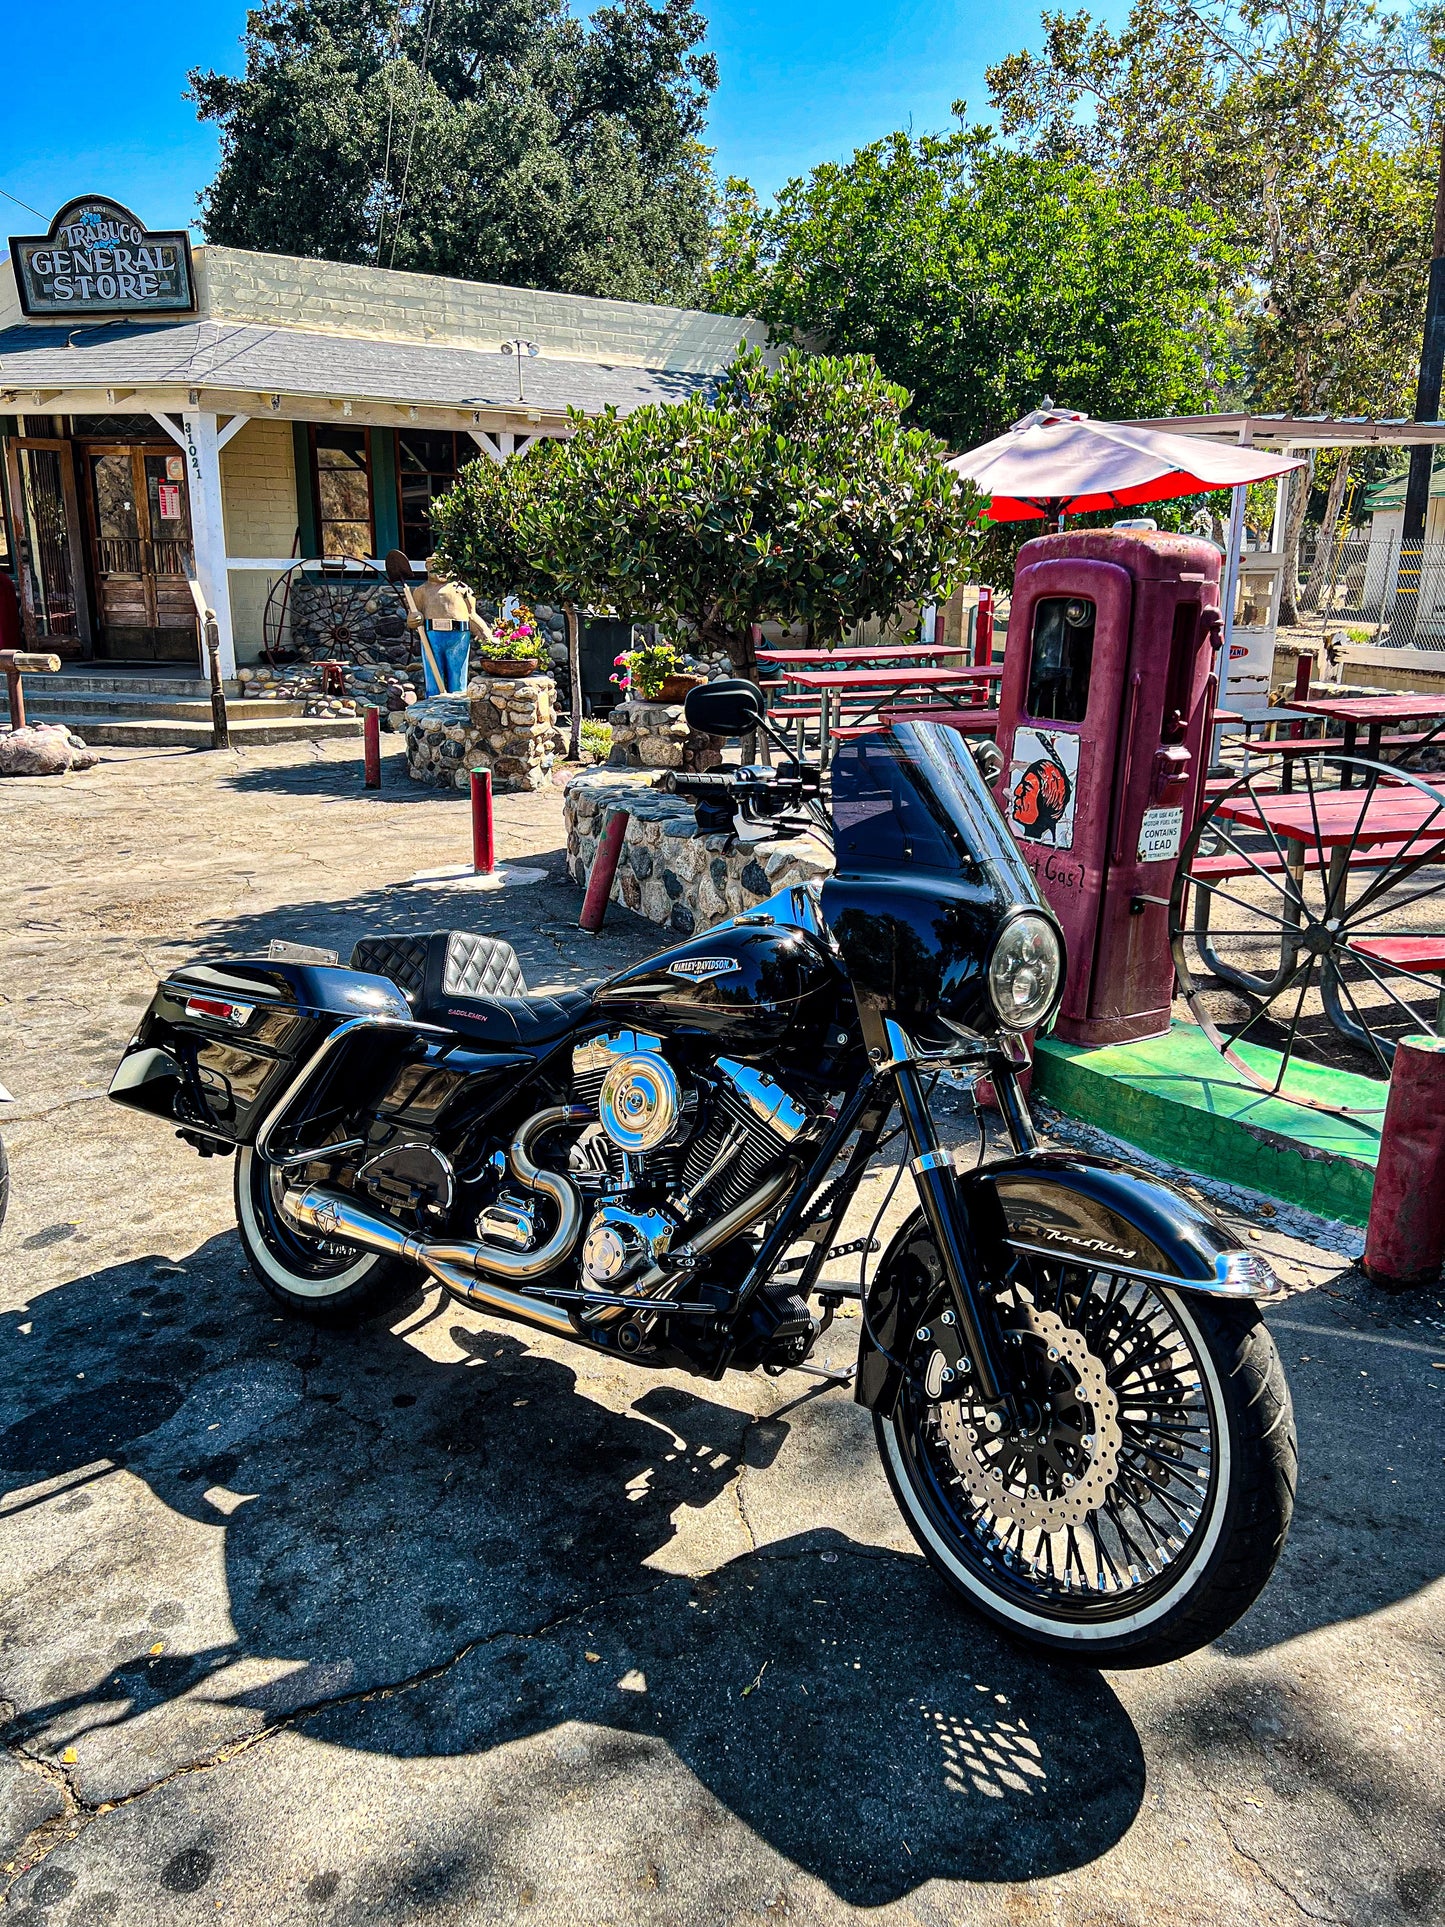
[662,763,827,839]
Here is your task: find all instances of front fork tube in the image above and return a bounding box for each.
[892,1062,1015,1413]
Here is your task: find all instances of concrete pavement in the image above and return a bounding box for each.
[0,737,1441,1926]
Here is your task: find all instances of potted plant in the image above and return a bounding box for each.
[478,604,543,677]
[611,640,703,704]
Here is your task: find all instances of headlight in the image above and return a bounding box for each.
[987,914,1063,1030]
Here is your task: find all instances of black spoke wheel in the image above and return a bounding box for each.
[873,1221,1295,1665]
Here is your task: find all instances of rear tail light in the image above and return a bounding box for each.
[184,996,255,1028]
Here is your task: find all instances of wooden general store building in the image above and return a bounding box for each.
[0,196,764,678]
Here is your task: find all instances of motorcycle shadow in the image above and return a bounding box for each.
[0,1238,1143,1904]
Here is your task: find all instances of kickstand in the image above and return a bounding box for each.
[788,1360,857,1386]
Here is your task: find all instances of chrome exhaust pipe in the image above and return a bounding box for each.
[282,1104,590,1282]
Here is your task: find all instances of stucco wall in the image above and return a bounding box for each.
[220,417,298,662]
[195,246,771,374]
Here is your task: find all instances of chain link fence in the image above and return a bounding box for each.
[1293,525,1445,648]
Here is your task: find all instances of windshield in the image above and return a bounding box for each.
[830,721,1041,899]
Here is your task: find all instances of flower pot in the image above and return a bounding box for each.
[656,673,705,703]
[480,657,540,678]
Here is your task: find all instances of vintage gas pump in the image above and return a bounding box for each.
[994,530,1222,1045]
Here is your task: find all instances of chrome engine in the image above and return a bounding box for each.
[569,1031,813,1294]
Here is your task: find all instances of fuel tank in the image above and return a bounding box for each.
[594,921,840,1058]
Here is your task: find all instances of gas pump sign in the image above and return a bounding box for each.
[1007,727,1080,848]
[1137,805,1185,863]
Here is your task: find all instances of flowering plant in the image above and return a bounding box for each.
[611,641,680,699]
[484,604,542,658]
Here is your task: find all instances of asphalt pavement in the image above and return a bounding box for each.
[0,737,1441,1927]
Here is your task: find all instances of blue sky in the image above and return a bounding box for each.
[0,0,1115,238]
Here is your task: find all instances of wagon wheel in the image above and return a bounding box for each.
[1169,755,1445,1115]
[261,556,405,663]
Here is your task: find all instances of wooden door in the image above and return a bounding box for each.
[81,445,198,661]
[4,438,92,655]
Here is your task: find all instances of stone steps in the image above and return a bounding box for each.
[39,713,363,748]
[23,690,310,723]
[44,671,241,698]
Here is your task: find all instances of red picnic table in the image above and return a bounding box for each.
[1200,783,1445,1032]
[1287,692,1445,786]
[755,644,966,665]
[778,663,1004,764]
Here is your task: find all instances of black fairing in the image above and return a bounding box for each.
[109,959,412,1144]
[820,722,1060,1041]
[855,1149,1254,1414]
[594,922,841,1059]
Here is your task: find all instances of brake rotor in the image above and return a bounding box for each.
[934,1304,1121,1533]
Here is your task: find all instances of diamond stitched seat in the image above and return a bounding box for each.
[350,931,590,1049]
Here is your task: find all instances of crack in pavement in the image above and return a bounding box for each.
[1206,1790,1351,1927]
[1,1573,674,1895]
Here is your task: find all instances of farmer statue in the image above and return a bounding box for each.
[405,555,495,696]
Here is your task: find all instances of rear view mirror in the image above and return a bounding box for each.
[684,677,764,737]
[384,549,417,586]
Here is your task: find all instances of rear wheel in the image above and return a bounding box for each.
[874,1223,1296,1665]
[234,1146,412,1325]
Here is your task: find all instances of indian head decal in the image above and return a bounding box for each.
[1008,727,1080,848]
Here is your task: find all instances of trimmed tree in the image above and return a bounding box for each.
[431,347,984,700]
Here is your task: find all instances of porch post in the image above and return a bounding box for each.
[181,411,236,678]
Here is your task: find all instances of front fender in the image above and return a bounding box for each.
[855,1149,1280,1416]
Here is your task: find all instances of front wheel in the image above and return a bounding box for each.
[874,1224,1296,1665]
[234,1146,412,1325]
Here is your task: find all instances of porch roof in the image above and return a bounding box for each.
[0,317,715,422]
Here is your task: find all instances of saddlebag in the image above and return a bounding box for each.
[108,959,412,1148]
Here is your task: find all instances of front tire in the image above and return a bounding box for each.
[874,1226,1296,1666]
[234,1146,412,1325]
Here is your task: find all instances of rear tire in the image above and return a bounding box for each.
[234,1146,412,1326]
[874,1226,1296,1666]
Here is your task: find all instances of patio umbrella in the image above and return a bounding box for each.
[948,405,1304,523]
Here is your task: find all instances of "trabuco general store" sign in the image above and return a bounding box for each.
[9,196,196,317]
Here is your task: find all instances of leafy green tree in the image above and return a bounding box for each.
[988,0,1441,613]
[189,0,718,303]
[430,348,983,689]
[703,129,1233,449]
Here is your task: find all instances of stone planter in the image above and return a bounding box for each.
[564,768,832,935]
[606,700,725,772]
[403,672,563,792]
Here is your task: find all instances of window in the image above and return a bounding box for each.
[398,430,478,559]
[1025,595,1095,722]
[311,427,374,557]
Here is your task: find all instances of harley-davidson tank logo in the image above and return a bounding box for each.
[1014,1221,1136,1260]
[666,956,740,980]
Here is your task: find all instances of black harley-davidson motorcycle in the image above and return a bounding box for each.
[109,684,1295,1665]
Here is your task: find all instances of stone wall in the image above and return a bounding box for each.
[405,674,563,792]
[287,577,412,667]
[606,700,724,771]
[564,770,832,936]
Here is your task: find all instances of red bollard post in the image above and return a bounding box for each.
[1363,1033,1445,1290]
[579,807,630,934]
[974,585,994,665]
[363,706,381,788]
[972,585,994,705]
[1292,650,1314,707]
[470,768,494,874]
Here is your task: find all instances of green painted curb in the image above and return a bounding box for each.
[1033,1023,1382,1226]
